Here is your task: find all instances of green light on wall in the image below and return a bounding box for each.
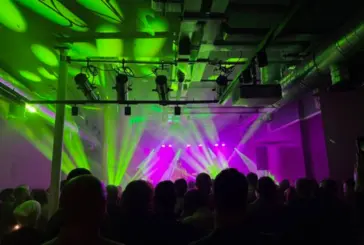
[96,25,123,57]
[68,66,81,76]
[37,67,57,80]
[77,0,124,24]
[69,43,99,58]
[134,38,166,58]
[16,0,88,32]
[19,70,41,82]
[0,0,27,32]
[0,70,28,91]
[31,44,59,67]
[138,10,168,36]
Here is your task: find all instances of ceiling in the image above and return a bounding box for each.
[0,0,362,133]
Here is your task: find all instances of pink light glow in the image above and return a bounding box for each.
[186,144,191,148]
[168,144,172,148]
[198,144,203,147]
[161,144,166,148]
[214,143,219,147]
[221,143,226,147]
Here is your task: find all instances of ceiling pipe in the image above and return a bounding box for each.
[279,20,364,100]
[242,15,364,144]
[188,0,230,83]
[0,79,101,147]
[56,32,171,42]
[218,0,304,104]
[173,0,204,102]
[27,99,219,105]
[67,58,248,65]
[175,0,230,101]
[0,82,29,104]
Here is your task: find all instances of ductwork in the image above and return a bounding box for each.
[151,0,183,13]
[277,19,364,107]
[173,0,230,101]
[329,64,350,85]
[242,16,364,143]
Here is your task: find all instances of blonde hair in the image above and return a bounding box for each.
[13,200,41,227]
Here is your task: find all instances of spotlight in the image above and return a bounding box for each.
[114,74,131,102]
[71,106,79,116]
[168,144,172,148]
[12,224,21,231]
[74,73,99,101]
[257,50,268,68]
[124,106,131,116]
[221,143,226,147]
[174,106,181,116]
[186,144,191,148]
[198,144,203,147]
[214,143,219,147]
[162,144,166,148]
[153,75,171,103]
[215,75,229,98]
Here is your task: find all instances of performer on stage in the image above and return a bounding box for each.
[170,161,188,181]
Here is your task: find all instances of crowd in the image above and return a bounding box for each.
[0,167,363,245]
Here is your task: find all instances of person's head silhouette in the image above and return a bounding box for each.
[214,168,248,227]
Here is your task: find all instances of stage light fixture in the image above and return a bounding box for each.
[153,75,171,103]
[124,106,131,116]
[198,144,203,147]
[168,144,172,148]
[74,73,99,101]
[221,143,226,147]
[186,144,191,148]
[174,106,181,116]
[114,74,131,102]
[161,144,166,148]
[214,143,219,147]
[71,106,79,116]
[215,75,229,98]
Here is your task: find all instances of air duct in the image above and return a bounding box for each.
[329,64,350,85]
[242,16,364,143]
[151,0,183,13]
[277,21,364,108]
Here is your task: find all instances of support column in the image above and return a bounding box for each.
[320,87,364,181]
[298,99,314,178]
[48,48,68,218]
[100,107,109,184]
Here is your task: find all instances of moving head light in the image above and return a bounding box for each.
[74,73,99,101]
[215,75,229,98]
[114,74,131,102]
[154,75,171,102]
